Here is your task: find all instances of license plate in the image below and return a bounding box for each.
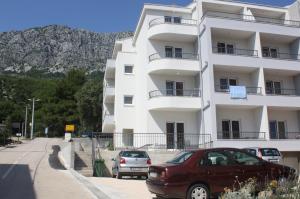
[131,168,142,171]
[149,172,157,178]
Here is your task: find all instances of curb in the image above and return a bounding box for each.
[69,169,111,199]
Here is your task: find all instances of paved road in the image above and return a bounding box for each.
[0,138,95,199]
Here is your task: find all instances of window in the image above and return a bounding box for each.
[124,95,133,105]
[228,150,260,166]
[205,151,230,166]
[260,148,281,157]
[265,81,281,94]
[173,17,182,24]
[124,65,133,74]
[220,78,237,90]
[164,16,172,23]
[167,151,194,164]
[121,151,149,158]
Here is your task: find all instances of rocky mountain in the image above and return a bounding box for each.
[0,25,133,74]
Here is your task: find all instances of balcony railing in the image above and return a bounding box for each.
[270,132,300,139]
[262,53,300,61]
[215,85,262,95]
[212,47,258,57]
[93,132,212,150]
[149,17,197,28]
[204,11,300,28]
[217,132,266,140]
[149,89,201,99]
[149,53,198,62]
[266,88,299,96]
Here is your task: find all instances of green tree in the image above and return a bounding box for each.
[76,80,103,132]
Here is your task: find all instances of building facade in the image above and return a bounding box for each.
[103,0,300,170]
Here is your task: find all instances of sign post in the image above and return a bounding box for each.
[65,125,75,142]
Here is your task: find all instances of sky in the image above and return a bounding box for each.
[0,0,296,33]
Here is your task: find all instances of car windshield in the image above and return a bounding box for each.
[261,148,280,156]
[167,151,194,164]
[121,151,148,158]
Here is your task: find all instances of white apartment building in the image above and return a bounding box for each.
[103,0,300,170]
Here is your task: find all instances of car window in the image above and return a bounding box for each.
[261,148,280,156]
[245,149,257,156]
[167,151,194,164]
[228,150,260,166]
[121,151,148,158]
[200,151,231,166]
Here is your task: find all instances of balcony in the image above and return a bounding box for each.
[104,84,115,103]
[148,17,197,42]
[148,89,201,111]
[204,11,300,28]
[148,53,199,75]
[215,85,262,95]
[212,47,258,57]
[217,132,266,140]
[270,132,300,140]
[102,113,115,133]
[105,59,116,80]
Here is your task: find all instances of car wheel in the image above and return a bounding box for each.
[117,171,122,179]
[187,184,209,199]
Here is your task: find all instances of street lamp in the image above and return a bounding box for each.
[28,98,40,140]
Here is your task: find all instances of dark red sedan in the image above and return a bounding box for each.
[146,148,295,199]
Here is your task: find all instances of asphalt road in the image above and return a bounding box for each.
[0,138,95,199]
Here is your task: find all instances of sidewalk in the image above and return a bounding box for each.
[87,177,155,199]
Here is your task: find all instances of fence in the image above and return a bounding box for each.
[215,85,262,95]
[217,132,266,140]
[93,133,212,151]
[149,52,198,62]
[149,89,201,98]
[149,17,197,28]
[212,47,258,57]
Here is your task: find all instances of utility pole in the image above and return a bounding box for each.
[24,105,28,138]
[28,98,40,140]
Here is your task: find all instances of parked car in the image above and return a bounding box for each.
[146,148,295,199]
[112,150,151,179]
[244,147,282,163]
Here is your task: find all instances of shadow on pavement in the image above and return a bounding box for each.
[0,164,36,199]
[48,145,66,170]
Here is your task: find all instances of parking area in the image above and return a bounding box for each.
[88,177,157,199]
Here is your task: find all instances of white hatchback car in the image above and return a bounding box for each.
[244,147,282,163]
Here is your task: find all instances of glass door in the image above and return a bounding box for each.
[269,121,277,139]
[176,82,184,96]
[165,46,173,58]
[231,121,240,139]
[166,122,175,149]
[176,123,184,149]
[166,81,174,96]
[278,121,286,139]
[222,120,230,139]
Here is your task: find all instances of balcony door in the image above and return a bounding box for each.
[262,47,278,58]
[217,42,234,54]
[222,120,240,139]
[166,81,184,96]
[266,80,281,95]
[166,122,185,149]
[165,46,182,58]
[269,120,286,139]
[220,78,237,91]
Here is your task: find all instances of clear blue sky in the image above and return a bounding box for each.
[0,0,296,33]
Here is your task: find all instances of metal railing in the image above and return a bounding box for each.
[212,47,258,57]
[270,132,300,140]
[217,132,266,140]
[262,53,300,61]
[215,85,262,95]
[149,17,197,28]
[149,89,201,98]
[149,52,198,62]
[266,88,299,96]
[204,11,300,28]
[93,132,212,150]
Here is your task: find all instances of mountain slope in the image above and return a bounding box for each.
[0,25,132,74]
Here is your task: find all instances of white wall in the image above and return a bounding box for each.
[149,40,197,56]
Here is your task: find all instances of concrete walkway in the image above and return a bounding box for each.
[88,177,156,199]
[0,138,96,199]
